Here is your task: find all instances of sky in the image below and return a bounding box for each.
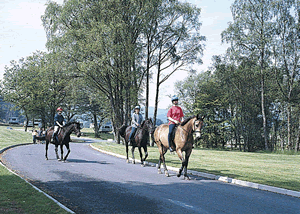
[0,0,234,109]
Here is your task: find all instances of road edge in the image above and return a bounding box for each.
[0,144,75,214]
[89,144,300,199]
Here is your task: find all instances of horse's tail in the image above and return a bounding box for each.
[118,124,128,138]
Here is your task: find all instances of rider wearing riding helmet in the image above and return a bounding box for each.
[51,107,66,142]
[167,95,184,152]
[129,105,143,145]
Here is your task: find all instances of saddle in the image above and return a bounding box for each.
[129,126,141,144]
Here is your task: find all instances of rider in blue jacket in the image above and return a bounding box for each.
[129,106,143,145]
[51,107,65,142]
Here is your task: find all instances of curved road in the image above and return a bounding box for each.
[1,140,300,214]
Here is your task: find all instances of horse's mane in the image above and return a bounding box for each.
[119,124,128,138]
[64,121,79,127]
[180,115,196,126]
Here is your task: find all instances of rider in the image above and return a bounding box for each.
[51,107,65,142]
[129,105,143,146]
[167,95,184,152]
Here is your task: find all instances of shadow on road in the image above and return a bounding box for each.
[66,159,112,164]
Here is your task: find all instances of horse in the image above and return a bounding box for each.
[119,119,154,166]
[153,114,204,179]
[44,121,81,162]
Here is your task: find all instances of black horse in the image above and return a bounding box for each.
[43,121,81,162]
[119,119,154,166]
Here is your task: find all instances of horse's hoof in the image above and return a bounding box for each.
[133,161,135,164]
[58,159,61,161]
[184,176,190,180]
[158,169,162,174]
[45,158,48,160]
[177,173,181,177]
[141,164,145,167]
[126,159,129,163]
[165,172,170,177]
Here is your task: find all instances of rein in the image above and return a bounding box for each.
[179,117,199,134]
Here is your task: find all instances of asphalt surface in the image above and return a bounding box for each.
[1,140,300,214]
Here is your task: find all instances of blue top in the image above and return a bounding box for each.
[54,114,65,126]
[131,113,143,128]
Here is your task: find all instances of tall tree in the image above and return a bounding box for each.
[151,0,205,125]
[272,0,300,150]
[222,0,275,150]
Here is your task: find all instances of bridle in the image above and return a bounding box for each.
[193,119,202,135]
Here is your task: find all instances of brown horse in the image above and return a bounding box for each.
[153,114,204,179]
[119,119,154,166]
[44,121,81,162]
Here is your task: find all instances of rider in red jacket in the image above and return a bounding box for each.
[167,95,184,152]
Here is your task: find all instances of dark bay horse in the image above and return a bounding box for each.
[44,121,81,162]
[153,114,204,179]
[119,119,154,166]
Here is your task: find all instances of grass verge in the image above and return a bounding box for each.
[91,138,300,192]
[0,125,70,214]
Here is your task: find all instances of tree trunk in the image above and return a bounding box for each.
[287,103,292,150]
[93,113,99,138]
[261,50,268,150]
[145,36,151,119]
[153,55,162,128]
[295,116,300,152]
[24,113,29,132]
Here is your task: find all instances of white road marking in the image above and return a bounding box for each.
[168,198,210,214]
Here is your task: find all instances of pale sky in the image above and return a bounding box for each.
[0,0,234,109]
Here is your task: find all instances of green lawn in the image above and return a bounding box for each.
[91,137,300,192]
[0,125,69,214]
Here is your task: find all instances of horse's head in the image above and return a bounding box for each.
[193,114,204,141]
[144,118,155,134]
[73,122,82,137]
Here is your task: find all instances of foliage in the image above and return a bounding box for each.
[175,0,300,152]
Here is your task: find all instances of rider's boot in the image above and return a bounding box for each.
[169,141,174,152]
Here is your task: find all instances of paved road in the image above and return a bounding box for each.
[1,140,300,214]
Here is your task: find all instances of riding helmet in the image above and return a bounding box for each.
[171,95,179,102]
[57,107,63,111]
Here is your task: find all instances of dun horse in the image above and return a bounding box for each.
[44,121,81,162]
[119,119,154,166]
[153,114,204,179]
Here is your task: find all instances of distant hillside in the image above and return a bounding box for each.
[147,106,168,123]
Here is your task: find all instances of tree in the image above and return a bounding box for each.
[222,0,275,150]
[1,51,72,129]
[151,0,205,125]
[42,0,155,142]
[271,0,300,150]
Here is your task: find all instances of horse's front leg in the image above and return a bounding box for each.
[183,149,192,180]
[131,146,135,164]
[45,141,49,160]
[59,144,64,161]
[63,143,71,162]
[143,146,148,162]
[138,147,144,167]
[55,145,60,160]
[161,146,169,177]
[176,149,185,178]
[126,142,129,163]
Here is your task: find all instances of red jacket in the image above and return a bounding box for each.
[167,106,184,125]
